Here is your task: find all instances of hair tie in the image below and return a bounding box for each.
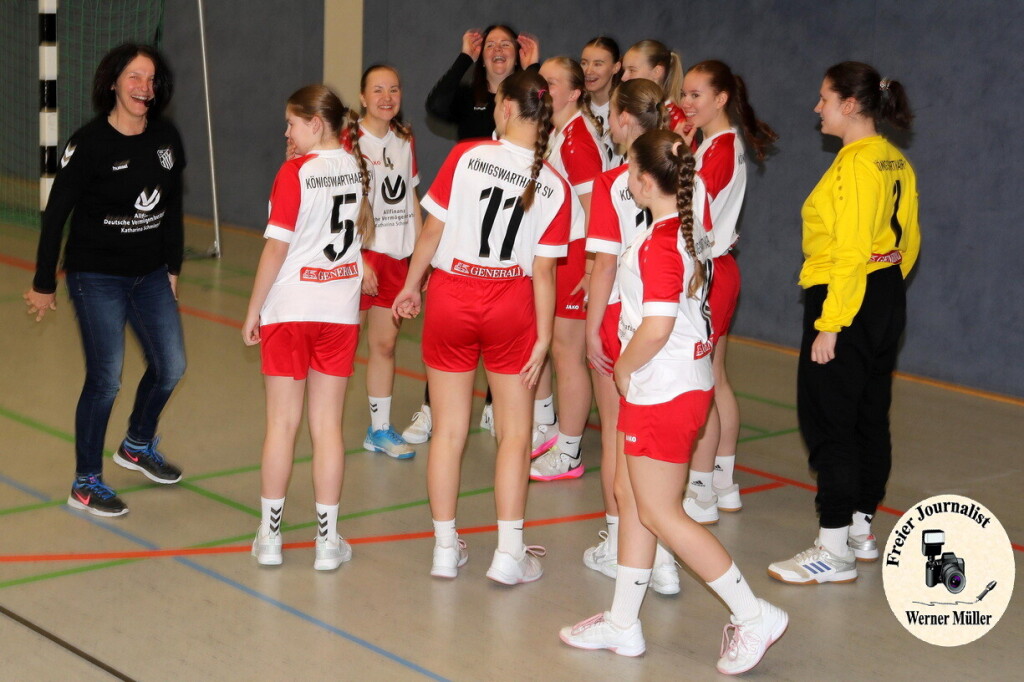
[537,88,547,100]
[879,78,891,91]
[671,140,683,157]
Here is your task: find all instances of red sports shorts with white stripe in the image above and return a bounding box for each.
[618,389,714,463]
[709,252,740,344]
[360,250,409,311]
[260,322,359,379]
[422,269,536,374]
[555,238,587,319]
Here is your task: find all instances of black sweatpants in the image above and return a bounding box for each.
[797,265,906,529]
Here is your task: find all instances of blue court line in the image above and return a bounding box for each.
[0,473,448,681]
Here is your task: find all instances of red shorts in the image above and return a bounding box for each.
[360,250,409,311]
[260,322,359,379]
[555,239,587,320]
[709,252,740,344]
[422,270,536,374]
[599,301,622,362]
[618,389,714,463]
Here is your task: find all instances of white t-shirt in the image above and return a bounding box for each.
[547,110,608,240]
[585,163,649,305]
[357,124,420,259]
[588,100,624,168]
[695,128,746,258]
[262,148,364,325]
[618,214,713,404]
[421,139,570,278]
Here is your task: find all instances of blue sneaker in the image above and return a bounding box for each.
[68,474,128,517]
[363,426,415,460]
[113,436,183,484]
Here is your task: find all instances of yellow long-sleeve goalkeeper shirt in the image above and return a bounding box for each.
[799,135,921,332]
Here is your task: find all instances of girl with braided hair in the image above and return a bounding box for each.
[392,69,571,584]
[561,130,788,676]
[244,85,373,570]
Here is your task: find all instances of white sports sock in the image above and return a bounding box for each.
[497,519,524,555]
[609,565,652,627]
[534,396,555,425]
[556,432,581,458]
[261,497,285,535]
[688,469,715,501]
[819,526,851,557]
[713,455,736,488]
[850,511,873,536]
[433,518,457,548]
[368,395,391,431]
[707,562,760,622]
[654,542,675,568]
[315,502,338,539]
[605,514,619,554]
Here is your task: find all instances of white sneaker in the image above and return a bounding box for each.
[313,533,352,571]
[651,557,681,595]
[768,542,858,584]
[848,532,879,561]
[251,525,282,566]
[431,537,468,578]
[560,612,646,657]
[683,489,719,524]
[479,402,495,436]
[529,445,584,481]
[582,530,617,579]
[716,598,788,675]
[713,482,742,512]
[402,406,432,444]
[531,420,559,458]
[486,545,545,585]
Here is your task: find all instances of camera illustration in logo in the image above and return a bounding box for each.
[922,529,966,594]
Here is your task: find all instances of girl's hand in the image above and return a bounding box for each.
[361,263,379,296]
[675,117,697,148]
[168,273,179,301]
[462,30,483,60]
[811,331,837,364]
[613,362,630,396]
[23,288,57,322]
[570,271,591,299]
[285,138,299,161]
[519,339,549,388]
[517,34,540,68]
[242,313,262,346]
[586,331,613,377]
[392,287,422,321]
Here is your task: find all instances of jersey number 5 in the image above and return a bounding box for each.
[479,187,524,261]
[324,193,357,261]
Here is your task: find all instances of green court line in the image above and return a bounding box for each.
[739,427,800,443]
[0,559,138,590]
[739,423,770,434]
[177,481,261,518]
[176,274,252,298]
[735,391,797,411]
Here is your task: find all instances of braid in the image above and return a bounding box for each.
[346,107,376,247]
[390,114,413,141]
[654,99,669,130]
[674,150,703,297]
[523,93,552,211]
[579,89,604,138]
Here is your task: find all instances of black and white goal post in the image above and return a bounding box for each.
[39,0,57,215]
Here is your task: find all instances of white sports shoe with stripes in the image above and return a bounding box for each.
[768,542,857,585]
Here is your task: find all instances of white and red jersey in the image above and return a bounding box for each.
[585,163,650,305]
[547,110,608,240]
[695,128,746,258]
[589,100,624,168]
[618,214,713,405]
[422,139,571,278]
[357,124,420,259]
[262,148,364,325]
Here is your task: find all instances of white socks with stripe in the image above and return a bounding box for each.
[316,502,339,539]
[556,433,581,458]
[713,455,736,488]
[707,562,760,622]
[688,469,715,502]
[604,514,619,554]
[261,497,285,536]
[497,519,524,555]
[368,395,391,431]
[609,565,651,628]
[851,511,873,537]
[534,396,555,425]
[433,518,457,548]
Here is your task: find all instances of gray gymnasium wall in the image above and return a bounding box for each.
[361,0,1024,398]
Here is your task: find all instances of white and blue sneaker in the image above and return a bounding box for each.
[363,426,415,460]
[768,542,857,585]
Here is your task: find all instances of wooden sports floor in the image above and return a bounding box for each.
[1,219,1021,680]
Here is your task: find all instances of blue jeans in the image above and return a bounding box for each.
[67,268,186,475]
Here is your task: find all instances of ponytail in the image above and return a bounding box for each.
[825,61,914,130]
[610,78,667,133]
[628,40,683,107]
[687,60,778,162]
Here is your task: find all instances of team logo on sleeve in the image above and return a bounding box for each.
[381,175,407,205]
[157,146,175,170]
[134,186,162,212]
[60,144,76,168]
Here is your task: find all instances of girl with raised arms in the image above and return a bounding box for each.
[528,57,608,483]
[560,129,788,675]
[353,64,423,460]
[244,85,373,570]
[393,69,571,584]
[677,60,778,525]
